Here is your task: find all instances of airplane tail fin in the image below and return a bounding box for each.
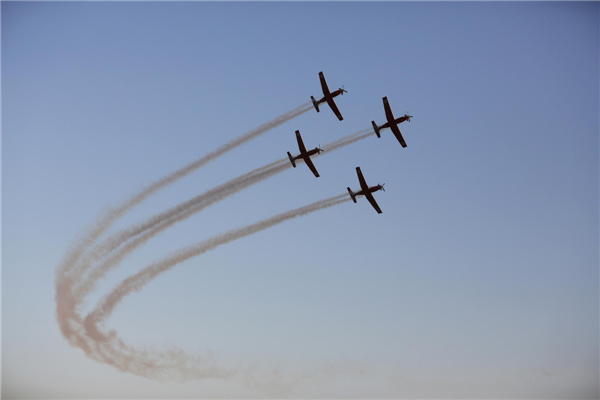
[311,96,320,112]
[347,187,357,203]
[287,152,296,168]
[371,121,381,138]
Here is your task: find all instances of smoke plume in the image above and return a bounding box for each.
[54,102,376,387]
[72,130,374,300]
[56,103,311,279]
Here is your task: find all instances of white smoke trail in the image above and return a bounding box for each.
[59,194,350,382]
[72,158,289,287]
[54,114,373,384]
[57,125,373,347]
[73,160,290,299]
[85,194,350,341]
[322,129,374,152]
[56,103,311,279]
[55,102,310,355]
[73,130,375,300]
[83,128,373,274]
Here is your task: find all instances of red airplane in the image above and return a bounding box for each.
[371,96,413,147]
[287,130,323,178]
[311,71,347,121]
[347,167,385,214]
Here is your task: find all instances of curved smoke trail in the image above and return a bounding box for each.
[56,102,311,280]
[55,102,311,348]
[74,129,374,300]
[54,102,375,385]
[82,194,351,380]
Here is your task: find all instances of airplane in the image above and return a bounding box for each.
[347,166,385,214]
[311,71,347,121]
[371,96,413,148]
[287,130,324,178]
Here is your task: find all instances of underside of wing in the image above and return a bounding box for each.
[319,71,331,96]
[295,130,307,153]
[326,98,343,121]
[304,156,320,178]
[383,97,395,123]
[390,123,407,148]
[365,192,382,214]
[356,167,368,191]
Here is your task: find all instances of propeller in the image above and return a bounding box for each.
[318,145,324,154]
[379,182,386,192]
[340,85,347,94]
[406,112,412,123]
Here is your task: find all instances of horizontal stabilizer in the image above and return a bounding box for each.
[311,96,320,112]
[347,187,357,203]
[371,121,381,138]
[287,152,296,168]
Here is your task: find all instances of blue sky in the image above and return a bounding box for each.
[2,2,598,398]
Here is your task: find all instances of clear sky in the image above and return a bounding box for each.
[2,1,598,398]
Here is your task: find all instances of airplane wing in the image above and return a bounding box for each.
[326,98,344,121]
[356,167,369,191]
[383,97,395,123]
[295,130,307,154]
[303,156,320,178]
[319,71,331,96]
[364,191,382,214]
[390,123,408,148]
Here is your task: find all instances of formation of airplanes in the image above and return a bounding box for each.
[287,71,415,214]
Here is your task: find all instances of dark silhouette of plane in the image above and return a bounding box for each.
[311,71,347,121]
[347,166,385,214]
[287,130,323,178]
[371,96,413,147]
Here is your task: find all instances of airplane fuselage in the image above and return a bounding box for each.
[315,89,344,105]
[355,185,384,197]
[290,147,320,162]
[304,147,321,158]
[380,115,410,131]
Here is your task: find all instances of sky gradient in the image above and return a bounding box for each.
[2,2,599,398]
